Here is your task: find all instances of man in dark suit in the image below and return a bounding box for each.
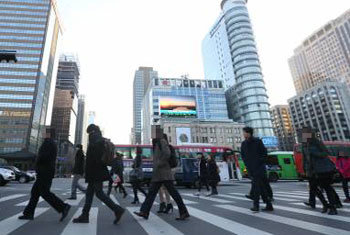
[19,128,71,221]
[68,144,86,200]
[241,127,273,212]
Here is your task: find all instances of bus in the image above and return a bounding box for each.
[293,141,350,179]
[237,152,298,182]
[114,144,239,187]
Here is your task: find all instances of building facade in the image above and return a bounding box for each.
[288,81,350,142]
[160,119,245,150]
[75,95,86,145]
[289,9,350,94]
[202,0,275,141]
[132,67,158,144]
[0,0,62,156]
[56,54,80,95]
[271,105,295,151]
[142,77,234,144]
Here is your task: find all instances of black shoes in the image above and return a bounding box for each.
[157,202,166,213]
[73,215,89,223]
[262,204,274,212]
[164,203,174,214]
[67,197,77,200]
[321,205,329,214]
[131,200,139,204]
[328,207,338,215]
[250,206,259,213]
[245,194,253,200]
[114,209,125,224]
[175,212,190,221]
[134,211,149,220]
[18,214,34,220]
[60,204,71,222]
[123,193,128,199]
[304,202,316,209]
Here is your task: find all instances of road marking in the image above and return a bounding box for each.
[0,194,26,203]
[185,206,272,235]
[0,208,49,235]
[182,193,232,204]
[292,202,350,212]
[216,205,350,235]
[61,207,98,235]
[182,199,197,205]
[65,194,84,206]
[229,193,297,202]
[273,193,308,200]
[138,194,159,205]
[128,207,184,235]
[273,205,350,223]
[103,194,120,206]
[16,198,44,207]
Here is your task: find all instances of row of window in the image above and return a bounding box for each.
[0,27,44,34]
[0,34,43,41]
[0,15,46,22]
[0,3,49,10]
[0,21,45,28]
[0,78,36,84]
[0,138,24,144]
[0,86,35,92]
[0,63,39,69]
[0,147,21,153]
[0,41,42,47]
[0,102,32,108]
[0,9,47,16]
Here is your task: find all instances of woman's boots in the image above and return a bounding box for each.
[157,202,166,213]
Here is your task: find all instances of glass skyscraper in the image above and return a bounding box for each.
[202,0,275,141]
[0,0,62,157]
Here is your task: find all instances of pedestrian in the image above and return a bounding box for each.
[68,144,86,200]
[130,146,147,204]
[18,127,71,221]
[194,153,210,196]
[73,124,125,224]
[301,127,338,215]
[107,153,127,198]
[207,153,220,196]
[336,148,350,203]
[134,132,189,220]
[157,186,174,213]
[241,126,273,212]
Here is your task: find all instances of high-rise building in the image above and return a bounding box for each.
[271,105,295,151]
[288,81,350,142]
[75,95,86,145]
[88,111,96,125]
[202,0,275,143]
[141,76,244,145]
[133,67,158,144]
[0,1,62,164]
[56,54,80,95]
[289,9,350,94]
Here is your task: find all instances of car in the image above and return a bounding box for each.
[0,168,15,186]
[0,166,35,183]
[26,170,37,180]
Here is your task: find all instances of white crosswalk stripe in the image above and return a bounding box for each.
[0,208,49,235]
[61,208,98,235]
[65,194,85,206]
[229,193,297,202]
[216,205,350,235]
[292,202,350,212]
[16,198,44,207]
[0,194,26,203]
[185,206,272,235]
[127,207,184,235]
[183,193,232,203]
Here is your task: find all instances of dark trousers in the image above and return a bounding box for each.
[342,177,350,199]
[140,181,188,215]
[198,176,210,192]
[82,181,123,216]
[309,177,328,207]
[249,176,273,200]
[251,176,270,208]
[131,180,147,201]
[209,181,218,194]
[317,175,337,208]
[24,177,66,216]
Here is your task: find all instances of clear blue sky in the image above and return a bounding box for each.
[57,0,350,143]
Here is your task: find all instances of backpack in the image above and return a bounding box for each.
[102,138,115,166]
[168,145,178,168]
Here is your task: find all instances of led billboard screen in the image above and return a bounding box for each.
[159,96,197,117]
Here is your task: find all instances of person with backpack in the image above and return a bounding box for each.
[130,147,147,204]
[73,124,125,224]
[336,148,350,203]
[194,153,210,196]
[207,153,220,196]
[107,153,127,198]
[68,144,86,200]
[134,133,189,220]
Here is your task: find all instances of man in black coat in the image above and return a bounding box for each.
[68,144,86,200]
[19,128,71,221]
[241,127,273,212]
[73,124,125,224]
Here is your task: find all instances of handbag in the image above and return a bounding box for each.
[129,168,144,181]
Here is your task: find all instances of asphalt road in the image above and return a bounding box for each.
[0,179,349,235]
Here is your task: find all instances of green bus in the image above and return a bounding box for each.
[238,151,298,182]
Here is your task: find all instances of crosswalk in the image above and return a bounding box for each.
[0,189,349,235]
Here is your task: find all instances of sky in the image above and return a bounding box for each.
[56,0,350,144]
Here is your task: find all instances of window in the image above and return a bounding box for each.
[283,158,291,165]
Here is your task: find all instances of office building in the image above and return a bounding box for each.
[288,81,350,142]
[142,76,240,144]
[75,95,86,145]
[160,119,245,150]
[56,54,80,95]
[202,0,275,142]
[133,67,158,144]
[271,105,295,151]
[289,9,350,94]
[0,0,62,168]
